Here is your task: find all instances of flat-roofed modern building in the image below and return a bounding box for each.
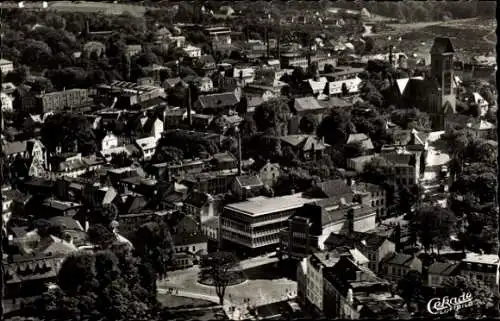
[220,193,322,255]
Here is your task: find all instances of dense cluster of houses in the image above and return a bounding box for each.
[1,19,497,319]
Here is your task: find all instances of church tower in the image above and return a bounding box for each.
[429,37,456,129]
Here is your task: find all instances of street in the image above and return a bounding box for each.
[158,253,297,320]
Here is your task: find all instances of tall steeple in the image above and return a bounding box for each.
[430,37,456,130]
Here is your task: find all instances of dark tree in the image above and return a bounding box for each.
[253,98,290,136]
[87,224,117,250]
[199,251,239,305]
[41,113,97,155]
[397,270,423,312]
[133,221,174,280]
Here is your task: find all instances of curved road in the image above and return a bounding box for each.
[158,254,297,320]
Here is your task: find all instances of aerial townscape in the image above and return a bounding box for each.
[0,1,498,320]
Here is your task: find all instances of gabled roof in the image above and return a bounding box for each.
[396,76,424,94]
[427,262,460,276]
[307,77,328,94]
[304,179,353,199]
[324,231,390,252]
[430,37,455,54]
[198,92,239,109]
[280,135,329,151]
[346,133,374,150]
[294,96,325,112]
[382,252,420,267]
[236,175,263,188]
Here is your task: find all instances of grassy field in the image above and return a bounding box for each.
[0,1,160,17]
[158,294,216,309]
[373,18,496,58]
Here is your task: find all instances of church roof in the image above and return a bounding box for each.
[430,37,454,54]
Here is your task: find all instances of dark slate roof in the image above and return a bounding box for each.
[383,153,416,166]
[324,231,389,252]
[236,175,263,187]
[48,216,83,231]
[427,262,460,276]
[382,252,419,267]
[198,92,239,109]
[305,179,353,199]
[430,37,455,54]
[293,97,325,112]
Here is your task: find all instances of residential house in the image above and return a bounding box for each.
[181,171,237,195]
[137,117,164,140]
[192,114,214,130]
[163,77,187,91]
[1,92,14,112]
[48,153,105,179]
[151,157,207,181]
[381,253,422,282]
[244,84,281,100]
[3,235,78,301]
[173,233,208,269]
[201,216,219,243]
[351,182,387,220]
[183,191,216,224]
[0,59,14,74]
[322,256,408,319]
[323,67,364,96]
[3,139,47,178]
[2,185,14,229]
[280,198,377,260]
[466,118,496,139]
[323,232,395,274]
[302,251,362,315]
[95,81,166,108]
[194,55,217,77]
[346,134,374,155]
[135,136,159,161]
[280,135,330,161]
[303,179,354,202]
[163,107,186,128]
[211,151,238,171]
[126,44,142,57]
[101,132,119,152]
[232,175,264,199]
[35,89,93,114]
[460,253,500,290]
[381,149,422,186]
[306,77,328,96]
[220,193,323,255]
[183,44,202,58]
[259,161,281,187]
[196,77,214,93]
[346,155,376,173]
[427,262,461,288]
[117,211,169,238]
[42,199,83,218]
[194,92,240,114]
[205,26,232,49]
[292,97,329,133]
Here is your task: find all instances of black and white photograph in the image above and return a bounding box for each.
[0,0,498,320]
